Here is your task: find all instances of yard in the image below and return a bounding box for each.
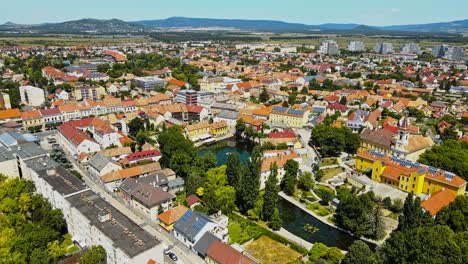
[306,203,332,217]
[320,157,338,167]
[245,236,302,264]
[320,167,345,182]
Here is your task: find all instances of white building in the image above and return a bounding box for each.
[401,43,421,54]
[347,41,365,52]
[19,85,46,107]
[318,40,340,55]
[374,43,394,54]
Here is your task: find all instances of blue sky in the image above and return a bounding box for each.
[1,0,466,26]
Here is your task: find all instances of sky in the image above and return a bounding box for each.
[0,0,467,26]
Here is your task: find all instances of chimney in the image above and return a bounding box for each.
[46,168,57,176]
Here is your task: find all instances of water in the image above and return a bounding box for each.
[277,196,374,250]
[198,137,254,166]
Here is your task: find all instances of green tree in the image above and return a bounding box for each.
[342,240,377,264]
[128,117,145,137]
[297,171,314,191]
[436,195,468,232]
[226,153,242,187]
[418,140,467,180]
[158,126,196,176]
[262,163,279,221]
[237,147,261,213]
[80,245,107,264]
[259,88,269,103]
[282,159,299,196]
[381,225,463,264]
[268,208,282,230]
[309,243,328,261]
[398,193,433,231]
[235,118,246,135]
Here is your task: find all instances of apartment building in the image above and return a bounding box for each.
[347,41,365,52]
[318,40,340,55]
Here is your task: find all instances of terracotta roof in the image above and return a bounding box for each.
[21,110,42,120]
[269,129,296,139]
[101,163,161,183]
[261,152,299,172]
[207,240,256,264]
[186,194,201,207]
[421,189,456,216]
[157,205,189,225]
[0,109,21,119]
[360,128,396,147]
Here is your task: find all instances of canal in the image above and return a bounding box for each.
[199,137,373,250]
[198,137,254,166]
[277,196,375,250]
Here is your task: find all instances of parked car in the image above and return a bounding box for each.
[163,248,171,255]
[168,252,178,262]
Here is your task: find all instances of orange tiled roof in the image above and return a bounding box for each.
[421,189,456,216]
[157,205,188,225]
[0,109,21,119]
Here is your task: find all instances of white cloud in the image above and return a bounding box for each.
[390,8,400,13]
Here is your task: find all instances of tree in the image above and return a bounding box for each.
[381,225,464,264]
[326,247,345,264]
[436,196,468,232]
[80,245,107,264]
[235,119,246,135]
[370,204,385,240]
[226,153,242,187]
[237,147,261,213]
[185,171,205,196]
[418,140,467,180]
[342,240,377,264]
[128,117,145,137]
[398,193,433,231]
[282,159,298,196]
[262,163,279,221]
[158,126,196,176]
[259,88,269,103]
[268,208,282,230]
[309,243,328,261]
[215,186,237,215]
[311,125,360,157]
[297,171,314,191]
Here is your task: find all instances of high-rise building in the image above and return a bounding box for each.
[318,40,340,55]
[347,41,365,52]
[401,43,421,54]
[373,43,394,54]
[433,45,465,60]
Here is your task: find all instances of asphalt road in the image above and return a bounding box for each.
[41,132,204,264]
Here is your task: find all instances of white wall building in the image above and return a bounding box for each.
[19,85,46,107]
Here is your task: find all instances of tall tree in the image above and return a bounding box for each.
[268,208,282,230]
[398,193,433,231]
[226,153,242,187]
[262,163,279,221]
[342,240,377,264]
[80,245,107,264]
[436,195,468,232]
[237,147,261,213]
[282,159,299,196]
[259,88,269,103]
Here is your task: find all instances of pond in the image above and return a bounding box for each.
[198,137,254,166]
[277,196,375,250]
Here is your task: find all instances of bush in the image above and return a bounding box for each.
[315,186,335,205]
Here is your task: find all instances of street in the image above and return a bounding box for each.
[41,132,204,264]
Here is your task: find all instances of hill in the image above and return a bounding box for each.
[34,18,144,33]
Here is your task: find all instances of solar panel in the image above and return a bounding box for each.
[181,210,193,222]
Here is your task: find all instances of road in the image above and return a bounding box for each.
[42,132,204,264]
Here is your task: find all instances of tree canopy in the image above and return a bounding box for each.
[310,124,360,157]
[418,140,468,180]
[80,245,107,264]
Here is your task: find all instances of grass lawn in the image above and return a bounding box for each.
[307,203,331,216]
[67,245,80,254]
[320,157,338,167]
[245,236,301,264]
[320,167,345,182]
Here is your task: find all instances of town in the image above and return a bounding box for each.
[0,9,467,264]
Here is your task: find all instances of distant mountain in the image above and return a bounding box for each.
[34,18,144,33]
[0,17,466,35]
[133,17,316,32]
[379,19,468,32]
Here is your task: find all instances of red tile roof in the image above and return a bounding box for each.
[207,240,256,264]
[421,189,456,216]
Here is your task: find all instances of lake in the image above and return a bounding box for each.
[277,196,375,250]
[198,137,254,166]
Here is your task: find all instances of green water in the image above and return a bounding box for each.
[198,137,254,166]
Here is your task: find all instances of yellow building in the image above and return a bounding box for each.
[157,205,188,231]
[269,106,308,128]
[74,86,106,101]
[185,121,210,140]
[210,120,228,138]
[356,150,466,196]
[21,110,43,129]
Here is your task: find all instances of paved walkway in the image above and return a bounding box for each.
[275,228,313,250]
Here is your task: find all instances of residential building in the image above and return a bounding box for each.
[260,149,302,189]
[74,86,106,101]
[185,121,210,141]
[318,40,340,55]
[347,41,365,52]
[206,240,256,264]
[269,106,309,128]
[432,45,465,60]
[401,43,421,54]
[134,76,166,91]
[0,93,11,109]
[374,43,394,54]
[209,120,229,138]
[421,188,456,216]
[355,150,466,196]
[158,205,189,231]
[87,153,122,177]
[100,162,162,191]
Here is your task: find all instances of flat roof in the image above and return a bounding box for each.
[67,190,161,258]
[36,165,88,196]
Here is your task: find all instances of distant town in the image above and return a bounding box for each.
[0,19,467,264]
